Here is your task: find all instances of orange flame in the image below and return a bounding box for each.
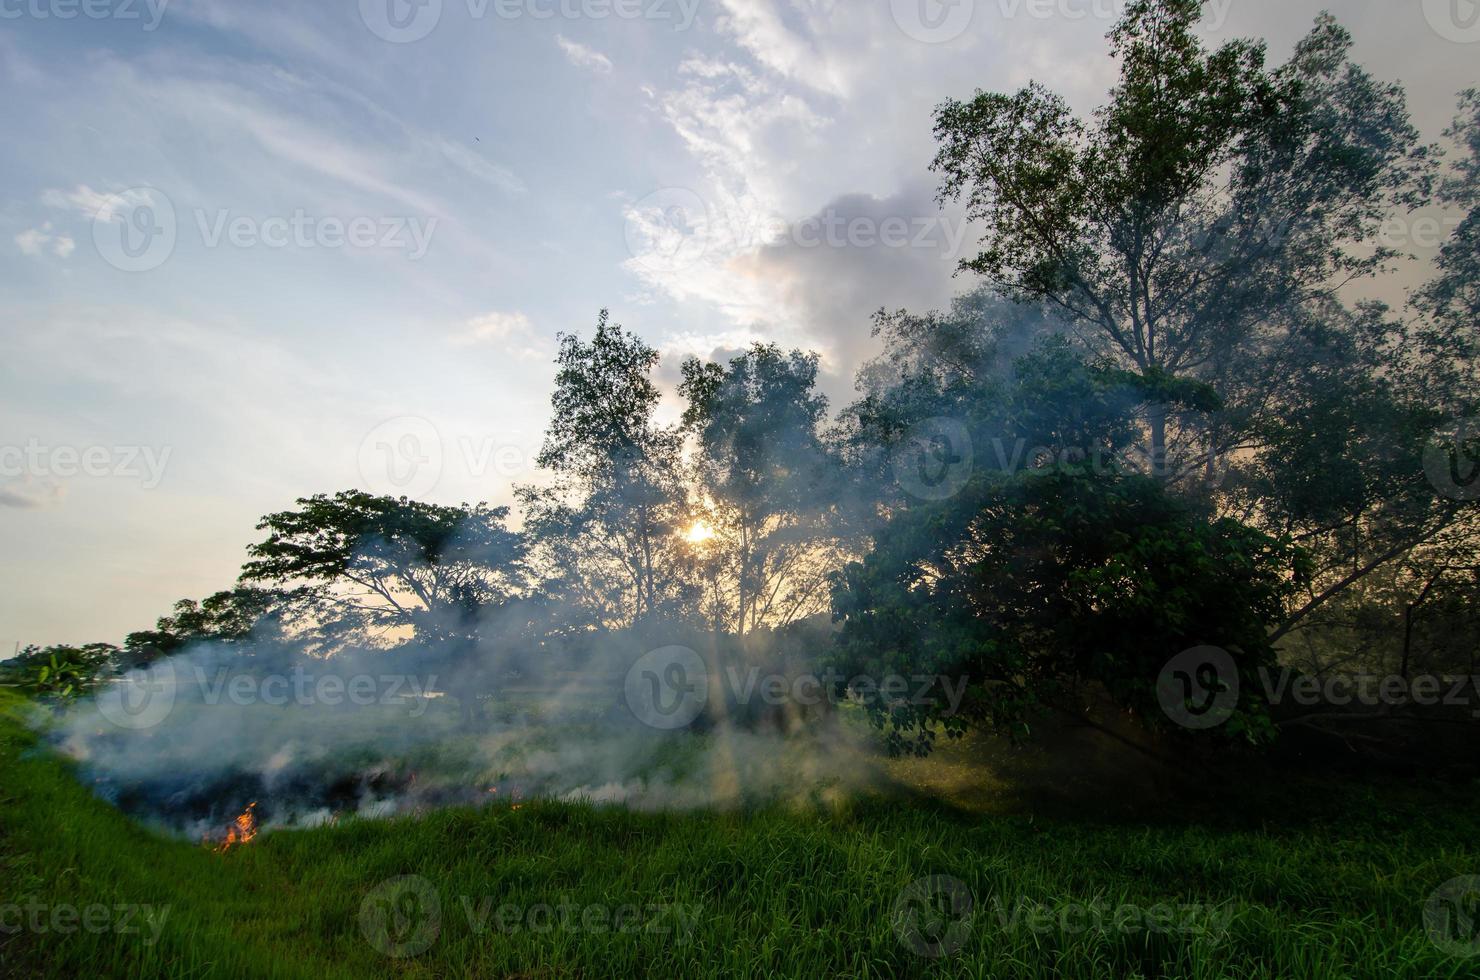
[214,802,259,853]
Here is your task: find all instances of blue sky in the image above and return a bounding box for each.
[1,0,1475,647]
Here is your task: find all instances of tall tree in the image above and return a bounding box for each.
[679,344,848,634]
[240,491,526,647]
[932,0,1430,482]
[830,334,1301,753]
[122,586,293,667]
[518,311,694,627]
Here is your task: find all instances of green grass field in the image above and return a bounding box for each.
[3,690,1479,979]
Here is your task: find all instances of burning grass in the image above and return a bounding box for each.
[4,690,1480,979]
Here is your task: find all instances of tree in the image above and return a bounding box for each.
[932,0,1429,483]
[122,586,293,667]
[518,310,694,628]
[929,0,1480,648]
[679,343,850,635]
[1415,88,1480,392]
[829,336,1301,754]
[0,643,119,700]
[240,491,527,648]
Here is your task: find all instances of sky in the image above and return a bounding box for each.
[1,0,1475,648]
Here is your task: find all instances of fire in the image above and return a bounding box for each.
[214,802,259,853]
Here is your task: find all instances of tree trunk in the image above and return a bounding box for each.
[1148,402,1168,481]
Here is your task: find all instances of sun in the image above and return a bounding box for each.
[683,520,716,545]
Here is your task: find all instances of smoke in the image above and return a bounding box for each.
[45,609,880,844]
[38,293,1075,844]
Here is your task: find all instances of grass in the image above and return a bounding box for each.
[3,689,1479,978]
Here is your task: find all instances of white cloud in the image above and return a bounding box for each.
[15,226,49,256]
[14,222,75,259]
[42,185,154,223]
[459,310,532,343]
[453,311,548,360]
[714,0,845,96]
[555,35,613,74]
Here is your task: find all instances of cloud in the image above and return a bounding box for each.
[14,227,48,256]
[458,310,532,343]
[555,35,613,74]
[14,222,75,259]
[453,311,547,360]
[714,0,845,96]
[42,185,153,223]
[433,138,527,197]
[0,479,65,510]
